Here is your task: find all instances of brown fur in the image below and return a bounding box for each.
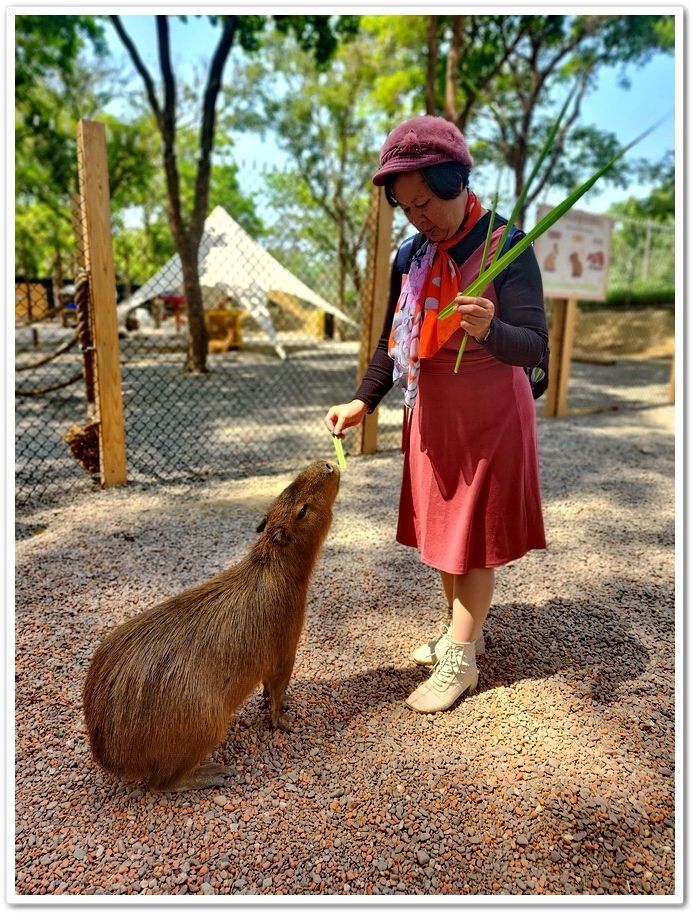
[82,460,340,792]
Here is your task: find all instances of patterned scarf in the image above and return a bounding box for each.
[388,191,483,408]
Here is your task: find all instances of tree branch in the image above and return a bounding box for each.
[153,16,184,239]
[109,16,162,125]
[192,15,238,241]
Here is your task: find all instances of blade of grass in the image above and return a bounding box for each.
[453,332,468,373]
[491,87,577,263]
[439,116,668,320]
[332,434,347,469]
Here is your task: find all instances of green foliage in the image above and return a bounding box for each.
[15,14,107,101]
[580,290,675,308]
[360,17,429,118]
[375,13,676,226]
[273,14,360,68]
[15,16,127,279]
[14,13,266,282]
[608,153,675,222]
[15,16,110,206]
[600,153,676,303]
[607,217,675,297]
[14,11,676,322]
[228,29,383,316]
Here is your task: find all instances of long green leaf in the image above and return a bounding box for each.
[492,87,577,262]
[439,117,667,320]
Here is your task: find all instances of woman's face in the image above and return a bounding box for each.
[392,171,467,243]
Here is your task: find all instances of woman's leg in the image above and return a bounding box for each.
[413,569,491,666]
[448,568,495,643]
[439,570,455,609]
[406,568,495,713]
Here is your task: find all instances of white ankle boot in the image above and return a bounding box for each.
[411,623,485,665]
[406,640,479,713]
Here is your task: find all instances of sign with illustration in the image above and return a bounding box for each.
[534,205,614,301]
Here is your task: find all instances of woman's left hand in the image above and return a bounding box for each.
[454,294,494,340]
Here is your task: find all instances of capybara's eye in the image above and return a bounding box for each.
[297,504,309,519]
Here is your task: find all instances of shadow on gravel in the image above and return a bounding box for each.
[234,589,663,735]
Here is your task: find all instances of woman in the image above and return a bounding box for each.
[324,115,548,714]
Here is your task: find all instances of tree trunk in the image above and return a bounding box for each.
[425,17,439,114]
[444,17,464,122]
[110,14,237,375]
[172,230,207,373]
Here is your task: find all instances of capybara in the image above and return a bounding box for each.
[82,459,340,792]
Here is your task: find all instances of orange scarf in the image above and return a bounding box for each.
[388,191,483,407]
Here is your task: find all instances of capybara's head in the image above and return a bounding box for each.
[255,460,340,561]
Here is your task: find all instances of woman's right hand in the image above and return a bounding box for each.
[323,399,370,438]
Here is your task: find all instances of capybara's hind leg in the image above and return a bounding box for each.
[263,666,294,731]
[149,762,235,793]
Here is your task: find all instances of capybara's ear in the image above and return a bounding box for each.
[256,517,267,533]
[271,527,291,545]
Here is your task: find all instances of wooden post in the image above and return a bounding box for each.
[77,119,127,486]
[544,298,576,419]
[356,185,394,454]
[669,350,676,404]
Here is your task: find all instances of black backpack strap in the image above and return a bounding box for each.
[395,232,427,274]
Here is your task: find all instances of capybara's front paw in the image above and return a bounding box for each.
[271,712,294,732]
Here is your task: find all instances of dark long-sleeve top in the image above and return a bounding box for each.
[354,216,549,412]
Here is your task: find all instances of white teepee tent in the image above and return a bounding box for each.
[117,206,354,359]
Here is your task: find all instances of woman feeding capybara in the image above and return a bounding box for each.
[83,459,340,792]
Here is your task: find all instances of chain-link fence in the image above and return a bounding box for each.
[15,165,675,511]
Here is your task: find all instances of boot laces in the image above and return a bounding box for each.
[431,645,464,687]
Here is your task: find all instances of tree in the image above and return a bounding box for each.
[230,30,380,318]
[468,14,675,226]
[15,15,158,291]
[108,13,358,373]
[608,152,675,222]
[364,14,675,227]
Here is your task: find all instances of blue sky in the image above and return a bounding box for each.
[100,10,679,217]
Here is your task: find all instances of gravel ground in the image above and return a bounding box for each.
[12,404,678,901]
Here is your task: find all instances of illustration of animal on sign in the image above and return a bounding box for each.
[82,460,341,792]
[569,251,584,277]
[543,242,559,272]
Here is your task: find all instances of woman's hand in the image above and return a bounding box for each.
[324,399,369,438]
[454,294,495,340]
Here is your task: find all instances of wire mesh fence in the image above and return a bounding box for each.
[15,186,675,512]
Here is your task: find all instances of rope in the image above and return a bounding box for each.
[75,270,96,407]
[15,370,84,396]
[15,270,93,397]
[15,333,79,371]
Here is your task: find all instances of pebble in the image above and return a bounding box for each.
[12,407,677,897]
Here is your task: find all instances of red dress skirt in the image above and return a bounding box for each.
[396,329,546,575]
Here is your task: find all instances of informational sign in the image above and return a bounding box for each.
[534,205,614,301]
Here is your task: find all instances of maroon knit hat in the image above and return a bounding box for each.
[372,115,474,186]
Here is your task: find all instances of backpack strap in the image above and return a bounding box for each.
[395,232,426,274]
